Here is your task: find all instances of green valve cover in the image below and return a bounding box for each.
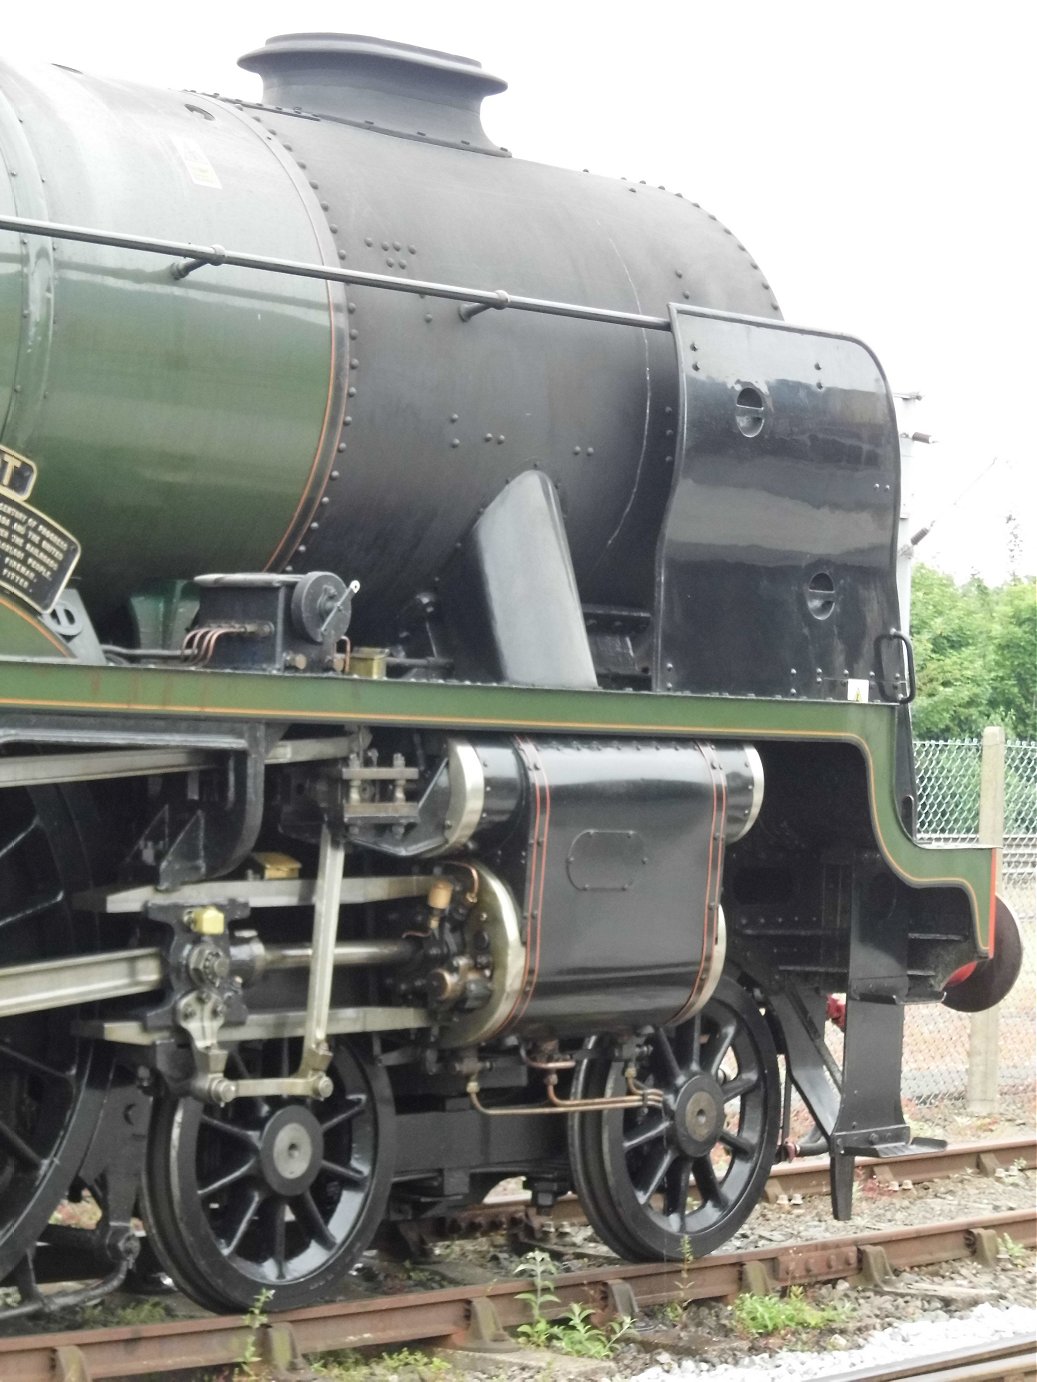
[0,60,346,617]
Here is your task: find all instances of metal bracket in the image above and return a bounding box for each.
[54,1347,92,1382]
[741,1260,778,1296]
[455,1296,511,1351]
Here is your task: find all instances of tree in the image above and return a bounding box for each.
[909,565,1036,740]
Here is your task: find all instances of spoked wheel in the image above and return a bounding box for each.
[0,785,105,1280]
[142,1038,395,1312]
[569,976,779,1261]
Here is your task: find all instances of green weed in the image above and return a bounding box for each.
[733,1285,848,1337]
[79,1297,174,1329]
[513,1249,633,1358]
[236,1288,273,1379]
[998,1233,1030,1265]
[310,1346,450,1378]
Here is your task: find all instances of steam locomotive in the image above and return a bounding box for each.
[0,33,1020,1315]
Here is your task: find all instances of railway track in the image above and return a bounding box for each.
[816,1335,1036,1381]
[0,1205,1032,1381]
[404,1136,1037,1246]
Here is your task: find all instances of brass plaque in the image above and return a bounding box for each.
[0,447,81,614]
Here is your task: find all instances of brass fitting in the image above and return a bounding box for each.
[427,878,454,912]
[188,905,226,936]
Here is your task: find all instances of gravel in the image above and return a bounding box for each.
[423,1159,1036,1382]
[625,1302,1037,1382]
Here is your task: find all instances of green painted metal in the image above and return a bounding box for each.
[0,64,343,615]
[0,598,72,659]
[0,657,995,949]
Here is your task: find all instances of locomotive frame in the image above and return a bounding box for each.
[0,32,1017,1316]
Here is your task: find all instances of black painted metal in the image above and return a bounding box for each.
[438,471,597,688]
[239,33,509,155]
[491,737,724,1036]
[141,1037,396,1312]
[0,784,107,1280]
[659,306,903,700]
[569,977,779,1259]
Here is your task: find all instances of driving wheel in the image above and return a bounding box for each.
[569,976,779,1260]
[141,1037,394,1311]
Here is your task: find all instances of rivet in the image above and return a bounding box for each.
[351,358,359,368]
[347,386,357,397]
[309,180,319,190]
[664,405,673,414]
[692,363,700,371]
[349,328,359,339]
[320,201,329,211]
[364,237,374,247]
[665,455,673,463]
[573,445,582,455]
[310,521,319,530]
[330,470,340,480]
[496,435,505,444]
[348,302,357,314]
[392,240,401,250]
[424,313,433,323]
[338,250,346,260]
[817,381,824,390]
[386,257,395,267]
[450,413,459,422]
[408,245,417,254]
[337,443,347,453]
[399,258,408,269]
[297,545,306,553]
[814,362,822,371]
[586,447,595,456]
[343,416,352,425]
[329,224,338,233]
[484,433,493,442]
[675,269,683,278]
[682,290,691,299]
[665,429,674,438]
[320,496,329,505]
[451,439,460,448]
[381,240,390,250]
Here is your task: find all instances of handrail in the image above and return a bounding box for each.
[0,212,672,332]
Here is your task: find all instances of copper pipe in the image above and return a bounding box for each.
[448,862,481,904]
[467,1075,663,1118]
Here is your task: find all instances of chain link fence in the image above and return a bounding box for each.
[906,738,1036,1115]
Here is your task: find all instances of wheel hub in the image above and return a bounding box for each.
[257,1106,324,1196]
[672,1075,724,1156]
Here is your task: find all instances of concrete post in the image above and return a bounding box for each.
[966,726,1005,1114]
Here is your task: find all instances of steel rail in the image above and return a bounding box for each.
[0,213,672,332]
[813,1336,1036,1382]
[0,1208,1032,1381]
[408,1138,1037,1241]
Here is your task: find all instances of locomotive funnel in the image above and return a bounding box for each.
[238,33,508,153]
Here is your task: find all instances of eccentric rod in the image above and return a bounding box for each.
[0,212,671,332]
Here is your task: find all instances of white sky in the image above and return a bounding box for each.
[5,0,1033,584]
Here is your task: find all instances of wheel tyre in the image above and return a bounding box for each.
[569,976,779,1261]
[141,1040,394,1313]
[0,785,107,1280]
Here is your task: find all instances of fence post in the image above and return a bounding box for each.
[966,726,1005,1114]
